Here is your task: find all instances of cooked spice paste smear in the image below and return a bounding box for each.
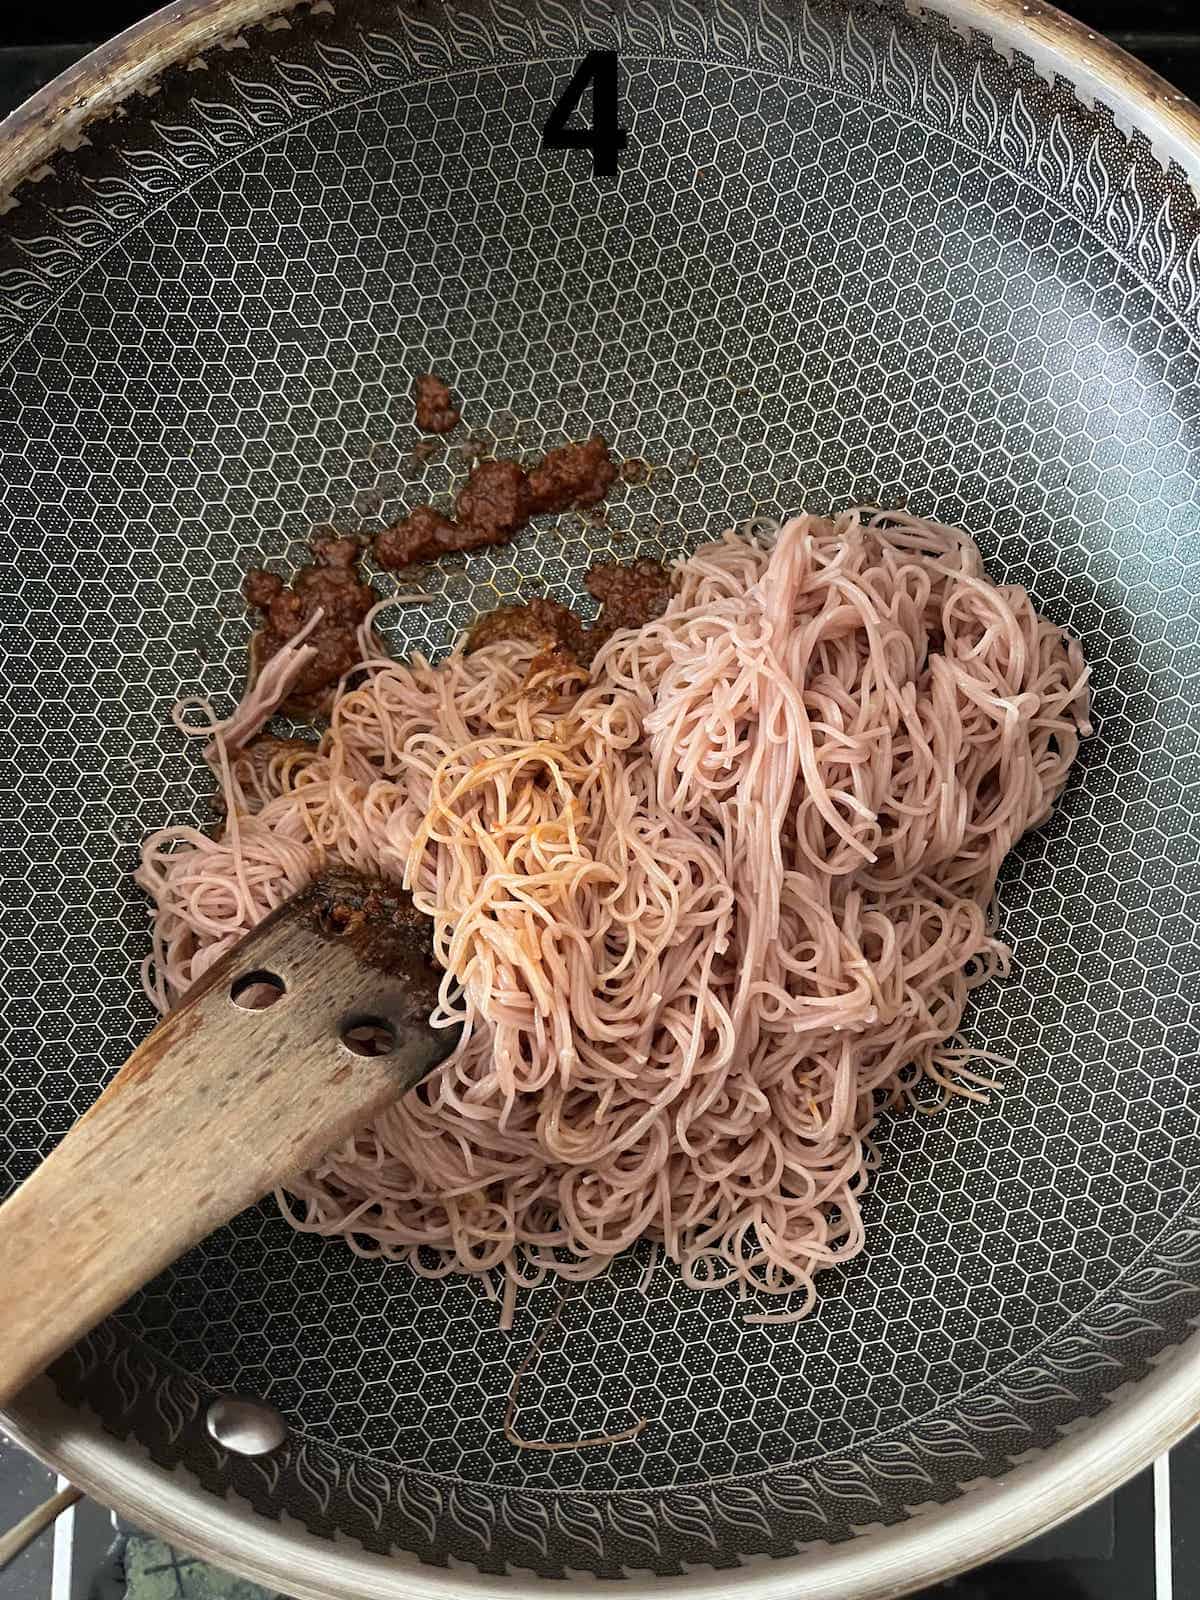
[243,537,378,717]
[245,377,623,707]
[466,559,672,668]
[413,372,461,435]
[374,436,617,570]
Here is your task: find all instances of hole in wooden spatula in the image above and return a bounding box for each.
[230,970,287,1010]
[341,1017,397,1057]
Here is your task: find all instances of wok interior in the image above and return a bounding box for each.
[1,0,1199,1578]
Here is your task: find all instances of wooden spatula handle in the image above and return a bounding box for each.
[0,888,457,1407]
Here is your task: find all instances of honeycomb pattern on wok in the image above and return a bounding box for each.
[0,0,1199,1573]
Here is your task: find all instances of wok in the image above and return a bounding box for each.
[1,0,1199,1594]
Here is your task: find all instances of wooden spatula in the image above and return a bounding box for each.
[0,868,458,1408]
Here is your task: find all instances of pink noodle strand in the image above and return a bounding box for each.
[137,512,1089,1325]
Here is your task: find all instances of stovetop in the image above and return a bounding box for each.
[0,3,1198,1599]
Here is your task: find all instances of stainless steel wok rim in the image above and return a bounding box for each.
[4,0,1200,199]
[6,1329,1200,1599]
[1,0,1199,1593]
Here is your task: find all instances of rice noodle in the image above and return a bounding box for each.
[136,510,1090,1324]
[503,1288,648,1452]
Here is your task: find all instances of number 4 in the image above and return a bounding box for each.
[541,50,629,178]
